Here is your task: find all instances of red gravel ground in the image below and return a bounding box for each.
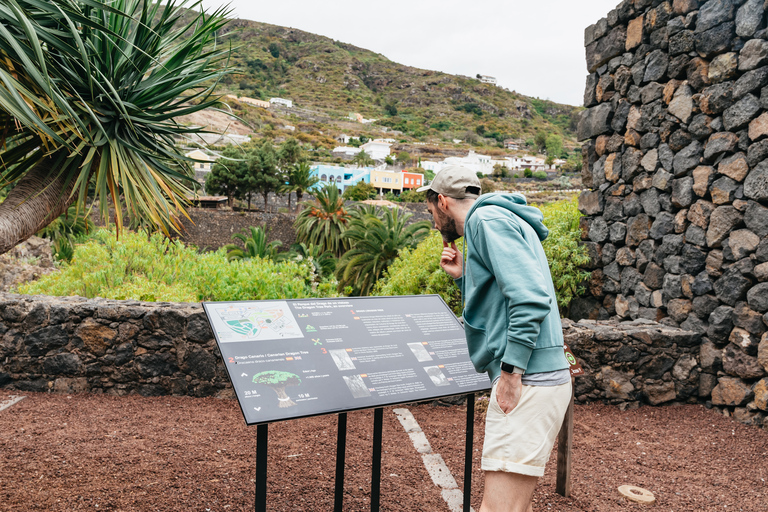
[1,392,767,511]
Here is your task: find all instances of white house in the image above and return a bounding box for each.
[479,75,497,85]
[504,155,547,171]
[421,160,443,173]
[360,139,392,160]
[332,146,362,158]
[269,97,293,108]
[442,150,493,175]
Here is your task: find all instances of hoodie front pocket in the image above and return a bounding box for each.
[463,316,494,369]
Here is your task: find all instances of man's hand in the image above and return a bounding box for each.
[494,370,522,414]
[440,241,463,279]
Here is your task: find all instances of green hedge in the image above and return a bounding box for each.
[17,229,339,302]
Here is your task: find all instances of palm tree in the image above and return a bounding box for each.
[353,150,375,168]
[225,226,281,261]
[0,0,231,254]
[336,206,431,296]
[290,162,320,209]
[294,184,350,257]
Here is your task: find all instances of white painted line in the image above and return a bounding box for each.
[0,395,25,412]
[394,408,475,512]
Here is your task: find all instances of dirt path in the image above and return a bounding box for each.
[1,392,766,511]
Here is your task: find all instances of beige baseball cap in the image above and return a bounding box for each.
[416,165,481,199]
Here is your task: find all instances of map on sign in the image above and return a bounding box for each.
[207,301,303,342]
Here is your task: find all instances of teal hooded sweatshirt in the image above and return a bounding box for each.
[456,193,569,383]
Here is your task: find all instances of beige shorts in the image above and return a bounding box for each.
[481,379,572,477]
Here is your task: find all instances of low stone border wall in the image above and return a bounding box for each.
[1,293,765,428]
[0,294,231,398]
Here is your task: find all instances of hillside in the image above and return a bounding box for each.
[199,17,581,154]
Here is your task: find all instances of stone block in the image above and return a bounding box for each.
[756,262,768,281]
[579,190,604,215]
[626,15,645,50]
[748,282,768,312]
[577,103,614,141]
[651,211,677,239]
[733,65,768,98]
[749,111,768,141]
[711,376,753,406]
[668,298,693,323]
[673,141,703,176]
[717,152,749,181]
[652,169,674,191]
[736,0,765,38]
[699,372,718,397]
[714,267,752,306]
[728,229,760,259]
[733,301,766,335]
[708,52,738,83]
[695,22,735,58]
[687,56,711,88]
[605,153,622,182]
[641,148,659,172]
[706,206,744,247]
[739,38,768,71]
[627,214,652,246]
[694,0,735,34]
[673,0,699,15]
[671,177,695,208]
[646,381,677,405]
[587,26,628,73]
[754,378,768,411]
[600,367,635,400]
[759,332,768,371]
[711,176,739,204]
[701,340,724,371]
[75,318,117,357]
[723,93,761,131]
[747,138,768,166]
[729,326,761,355]
[692,165,714,196]
[744,160,768,201]
[723,343,766,379]
[688,199,716,229]
[700,82,735,114]
[685,224,707,246]
[689,114,715,140]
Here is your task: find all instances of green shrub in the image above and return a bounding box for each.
[374,231,464,314]
[375,197,589,314]
[532,170,548,180]
[17,229,339,302]
[523,169,533,178]
[539,197,591,310]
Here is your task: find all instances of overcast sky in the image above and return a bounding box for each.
[200,0,620,106]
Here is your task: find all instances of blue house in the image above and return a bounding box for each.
[310,164,371,192]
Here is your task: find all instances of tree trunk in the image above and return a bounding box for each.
[287,191,292,212]
[247,192,251,211]
[0,158,78,255]
[263,192,268,212]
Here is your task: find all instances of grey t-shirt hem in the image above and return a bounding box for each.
[492,368,571,387]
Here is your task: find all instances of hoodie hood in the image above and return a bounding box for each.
[466,193,549,241]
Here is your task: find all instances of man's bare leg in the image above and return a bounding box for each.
[479,471,537,512]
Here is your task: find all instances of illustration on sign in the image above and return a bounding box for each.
[252,371,302,408]
[207,301,303,342]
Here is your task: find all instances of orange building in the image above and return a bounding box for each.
[401,170,424,190]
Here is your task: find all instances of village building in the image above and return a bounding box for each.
[269,97,293,108]
[310,164,371,192]
[226,95,270,109]
[401,170,424,190]
[369,167,403,195]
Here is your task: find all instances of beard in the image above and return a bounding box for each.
[437,210,461,243]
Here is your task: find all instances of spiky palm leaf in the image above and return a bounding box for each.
[293,184,350,257]
[225,226,281,261]
[336,206,430,296]
[0,0,232,254]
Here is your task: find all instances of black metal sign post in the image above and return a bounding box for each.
[202,295,491,511]
[255,423,268,512]
[334,412,347,512]
[464,392,475,512]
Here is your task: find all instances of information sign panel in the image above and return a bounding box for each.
[203,295,490,425]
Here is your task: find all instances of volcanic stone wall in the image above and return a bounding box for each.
[577,0,768,423]
[1,293,722,416]
[0,294,232,398]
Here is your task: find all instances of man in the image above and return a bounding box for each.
[417,165,571,512]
